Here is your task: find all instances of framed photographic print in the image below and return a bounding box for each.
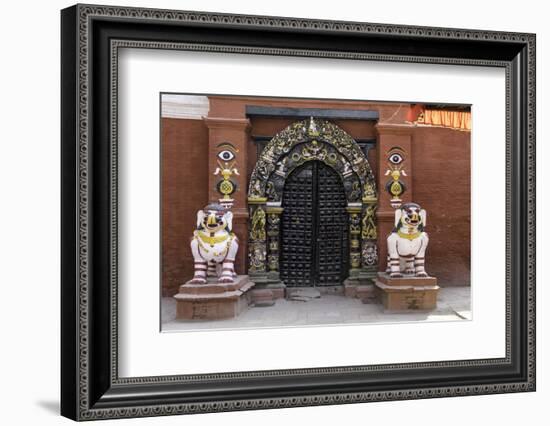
[61,4,536,421]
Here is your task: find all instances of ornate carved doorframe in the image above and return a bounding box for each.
[247,117,378,290]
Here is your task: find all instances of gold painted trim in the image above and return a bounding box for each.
[397,230,422,240]
[196,231,232,245]
[248,197,268,204]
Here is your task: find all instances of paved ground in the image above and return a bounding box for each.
[161,286,471,332]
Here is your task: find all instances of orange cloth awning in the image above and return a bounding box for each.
[409,105,471,131]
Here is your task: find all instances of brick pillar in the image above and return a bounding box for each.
[203,117,251,275]
[375,123,414,272]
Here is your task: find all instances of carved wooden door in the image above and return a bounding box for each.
[280,161,348,287]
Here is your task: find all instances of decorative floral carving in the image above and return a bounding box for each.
[263,138,364,203]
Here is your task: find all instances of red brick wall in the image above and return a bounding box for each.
[411,126,471,286]
[161,118,209,296]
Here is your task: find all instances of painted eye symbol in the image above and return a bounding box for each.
[388,153,404,164]
[218,150,235,161]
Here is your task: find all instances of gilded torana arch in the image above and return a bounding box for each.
[247,117,378,288]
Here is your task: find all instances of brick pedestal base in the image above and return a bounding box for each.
[174,275,255,320]
[374,272,439,311]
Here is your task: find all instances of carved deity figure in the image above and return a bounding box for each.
[250,207,266,241]
[362,242,378,267]
[362,204,377,240]
[386,202,429,278]
[190,203,238,284]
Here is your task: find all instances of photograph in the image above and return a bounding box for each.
[57,2,536,421]
[160,93,472,331]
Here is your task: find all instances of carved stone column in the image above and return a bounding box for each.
[346,203,363,281]
[266,204,283,281]
[247,197,267,282]
[247,198,285,297]
[360,184,378,280]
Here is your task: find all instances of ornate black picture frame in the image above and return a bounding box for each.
[61,4,536,421]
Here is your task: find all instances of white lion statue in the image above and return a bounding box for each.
[386,202,429,278]
[190,203,238,284]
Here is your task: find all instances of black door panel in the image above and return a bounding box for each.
[280,161,348,287]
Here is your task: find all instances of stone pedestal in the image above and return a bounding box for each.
[174,275,255,320]
[374,272,439,311]
[247,275,286,304]
[250,288,277,307]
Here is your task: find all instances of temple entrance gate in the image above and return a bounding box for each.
[247,117,378,292]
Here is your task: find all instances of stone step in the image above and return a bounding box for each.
[287,288,321,301]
